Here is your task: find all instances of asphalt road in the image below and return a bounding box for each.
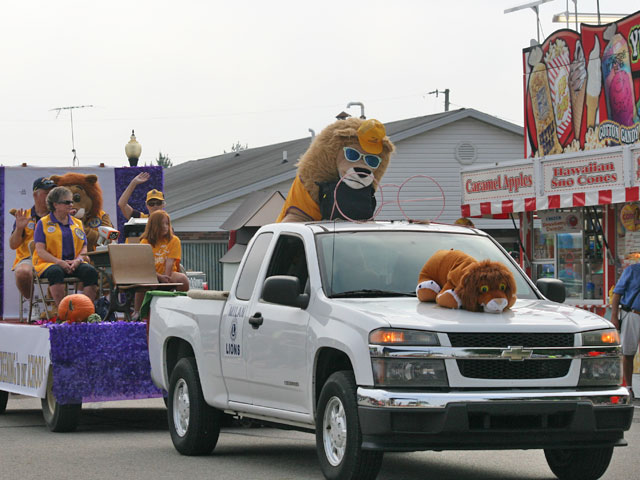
[1,395,639,480]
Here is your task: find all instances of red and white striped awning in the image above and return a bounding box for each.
[461,186,640,217]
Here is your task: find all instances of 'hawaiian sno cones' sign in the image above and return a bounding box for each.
[524,10,640,157]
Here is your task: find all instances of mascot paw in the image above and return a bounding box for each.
[437,289,462,309]
[416,280,441,302]
[482,298,508,314]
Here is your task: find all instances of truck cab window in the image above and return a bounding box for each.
[235,233,274,300]
[266,235,308,294]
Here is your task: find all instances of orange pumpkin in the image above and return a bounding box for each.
[58,294,95,323]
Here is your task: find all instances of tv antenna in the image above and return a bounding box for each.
[50,104,94,166]
[505,0,555,44]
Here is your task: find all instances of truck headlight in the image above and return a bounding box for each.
[369,328,439,346]
[579,329,621,386]
[371,358,448,387]
[581,329,619,346]
[578,357,622,386]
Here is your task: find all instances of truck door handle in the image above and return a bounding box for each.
[249,312,264,329]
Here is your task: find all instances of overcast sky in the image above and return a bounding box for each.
[0,0,634,168]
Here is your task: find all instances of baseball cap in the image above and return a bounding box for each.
[357,119,386,154]
[33,177,56,192]
[146,189,165,202]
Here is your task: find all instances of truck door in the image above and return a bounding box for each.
[245,233,311,413]
[220,232,273,405]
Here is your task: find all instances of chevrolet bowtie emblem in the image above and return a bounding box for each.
[501,346,533,361]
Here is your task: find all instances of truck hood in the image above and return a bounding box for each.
[333,298,611,333]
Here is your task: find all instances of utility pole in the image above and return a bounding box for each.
[428,89,450,111]
[50,104,94,166]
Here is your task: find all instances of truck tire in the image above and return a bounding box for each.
[316,371,383,480]
[168,357,221,455]
[544,447,614,480]
[41,370,81,432]
[0,390,8,414]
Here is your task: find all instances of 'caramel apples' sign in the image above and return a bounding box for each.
[462,164,534,204]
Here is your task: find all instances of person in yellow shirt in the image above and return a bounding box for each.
[135,210,189,314]
[10,177,57,300]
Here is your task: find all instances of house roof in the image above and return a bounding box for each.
[165,108,522,220]
[219,190,285,231]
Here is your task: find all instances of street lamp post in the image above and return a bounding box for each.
[125,130,142,167]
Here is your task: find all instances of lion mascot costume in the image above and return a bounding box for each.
[276,117,395,222]
[416,249,517,313]
[48,173,113,252]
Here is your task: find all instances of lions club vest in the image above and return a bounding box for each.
[33,214,87,275]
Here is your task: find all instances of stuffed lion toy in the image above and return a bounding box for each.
[416,249,517,313]
[276,117,395,222]
[48,173,113,252]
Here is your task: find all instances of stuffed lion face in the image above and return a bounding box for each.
[458,260,517,313]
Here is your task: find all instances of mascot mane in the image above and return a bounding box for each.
[458,260,517,312]
[49,173,103,218]
[297,117,394,201]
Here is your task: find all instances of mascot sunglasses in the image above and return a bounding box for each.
[343,147,381,169]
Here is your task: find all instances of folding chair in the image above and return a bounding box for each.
[20,241,79,322]
[106,243,182,321]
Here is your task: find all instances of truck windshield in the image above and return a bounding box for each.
[316,231,536,299]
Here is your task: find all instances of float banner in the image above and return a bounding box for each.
[523,10,640,158]
[540,212,583,233]
[0,324,50,397]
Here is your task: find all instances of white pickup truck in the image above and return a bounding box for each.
[147,221,633,480]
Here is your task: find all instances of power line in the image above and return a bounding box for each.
[49,104,94,166]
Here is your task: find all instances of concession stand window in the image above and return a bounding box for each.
[532,208,604,301]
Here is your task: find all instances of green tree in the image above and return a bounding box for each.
[156,151,173,168]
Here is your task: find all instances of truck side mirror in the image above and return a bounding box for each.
[536,278,566,303]
[262,275,310,309]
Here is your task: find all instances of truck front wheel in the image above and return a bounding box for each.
[168,357,221,455]
[41,370,81,432]
[0,390,8,414]
[544,447,614,480]
[316,371,383,480]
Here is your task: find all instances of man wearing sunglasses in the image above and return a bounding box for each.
[118,172,166,220]
[9,177,57,300]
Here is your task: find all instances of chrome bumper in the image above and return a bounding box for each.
[357,386,632,409]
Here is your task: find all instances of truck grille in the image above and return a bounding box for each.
[448,333,574,348]
[457,359,571,379]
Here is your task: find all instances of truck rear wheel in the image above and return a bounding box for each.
[316,371,383,480]
[0,390,8,414]
[168,357,221,455]
[544,447,614,480]
[41,370,81,432]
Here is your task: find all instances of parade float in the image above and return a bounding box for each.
[0,165,166,431]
